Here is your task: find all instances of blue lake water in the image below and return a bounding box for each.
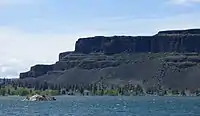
[0,96,200,116]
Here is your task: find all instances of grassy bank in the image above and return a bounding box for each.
[0,85,60,96]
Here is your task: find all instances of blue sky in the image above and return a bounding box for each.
[1,0,200,34]
[0,0,200,78]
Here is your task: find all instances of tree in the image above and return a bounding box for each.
[80,87,84,95]
[195,89,200,96]
[89,84,93,92]
[7,88,11,95]
[29,89,33,95]
[172,89,179,95]
[135,84,144,95]
[0,88,6,96]
[119,87,124,95]
[58,85,61,92]
[181,90,186,96]
[3,78,6,85]
[92,84,97,95]
[53,84,57,90]
[111,84,115,90]
[18,88,29,96]
[100,89,104,96]
[61,89,66,95]
[146,87,153,94]
[34,80,40,90]
[43,81,48,90]
[163,90,167,95]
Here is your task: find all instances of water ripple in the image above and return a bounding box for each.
[0,96,200,116]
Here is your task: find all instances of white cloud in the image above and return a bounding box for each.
[0,26,103,78]
[169,0,200,5]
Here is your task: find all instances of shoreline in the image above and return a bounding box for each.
[0,94,199,97]
[1,85,200,98]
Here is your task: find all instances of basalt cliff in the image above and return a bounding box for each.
[19,29,200,89]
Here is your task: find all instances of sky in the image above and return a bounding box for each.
[0,0,200,78]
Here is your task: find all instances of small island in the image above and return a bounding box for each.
[23,94,56,101]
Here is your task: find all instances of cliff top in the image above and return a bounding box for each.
[77,29,200,41]
[157,29,200,36]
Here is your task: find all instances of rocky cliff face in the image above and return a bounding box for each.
[74,29,200,55]
[20,65,54,79]
[19,29,200,89]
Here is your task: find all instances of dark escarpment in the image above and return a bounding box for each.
[74,29,200,55]
[20,29,200,89]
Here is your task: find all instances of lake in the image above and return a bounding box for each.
[0,96,200,116]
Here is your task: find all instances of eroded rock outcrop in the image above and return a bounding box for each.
[20,65,54,79]
[19,29,200,89]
